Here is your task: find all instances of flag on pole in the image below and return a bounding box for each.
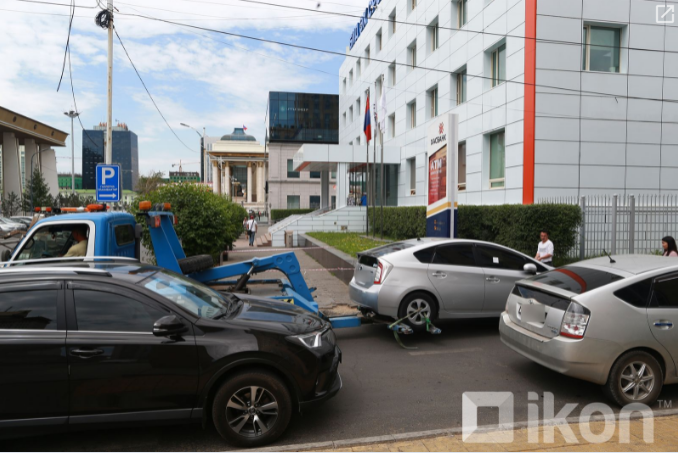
[378,84,387,135]
[243,125,248,131]
[363,94,372,143]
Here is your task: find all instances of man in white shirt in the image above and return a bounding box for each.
[246,214,258,247]
[535,230,554,265]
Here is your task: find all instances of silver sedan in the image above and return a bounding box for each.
[348,238,551,331]
[499,255,678,406]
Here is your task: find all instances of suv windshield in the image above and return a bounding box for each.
[139,270,236,318]
[527,266,624,294]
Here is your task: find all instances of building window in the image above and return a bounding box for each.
[408,157,416,196]
[408,101,417,129]
[365,46,370,66]
[287,195,300,209]
[287,159,300,179]
[411,0,417,12]
[310,171,321,179]
[458,0,467,28]
[357,136,361,145]
[583,25,621,73]
[349,69,353,86]
[342,78,346,94]
[428,86,438,119]
[389,62,396,86]
[456,68,467,104]
[309,195,321,209]
[388,114,395,138]
[357,59,361,77]
[343,112,347,126]
[458,142,466,191]
[357,98,361,117]
[489,131,505,189]
[376,28,382,51]
[429,19,439,53]
[389,9,396,35]
[491,44,506,88]
[408,41,417,70]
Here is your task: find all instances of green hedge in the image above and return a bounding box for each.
[368,204,582,259]
[271,209,314,221]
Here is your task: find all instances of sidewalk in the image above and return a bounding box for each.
[267,414,677,452]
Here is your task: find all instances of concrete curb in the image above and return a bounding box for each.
[242,408,678,452]
[298,233,356,285]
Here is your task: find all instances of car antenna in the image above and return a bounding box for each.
[602,249,616,264]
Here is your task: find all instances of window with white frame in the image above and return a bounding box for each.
[456,68,467,104]
[357,136,361,145]
[349,69,353,86]
[287,159,300,179]
[349,105,354,122]
[458,142,466,191]
[343,112,347,126]
[410,0,417,12]
[287,195,300,209]
[491,44,506,87]
[428,86,438,119]
[389,9,396,35]
[582,25,621,73]
[389,62,396,86]
[388,113,395,138]
[408,100,417,129]
[489,130,505,189]
[357,59,361,77]
[357,98,361,117]
[408,158,416,195]
[376,28,382,51]
[342,78,346,94]
[365,46,371,66]
[429,18,439,53]
[458,0,468,28]
[408,41,417,70]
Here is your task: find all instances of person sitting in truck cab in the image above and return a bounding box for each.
[64,226,88,257]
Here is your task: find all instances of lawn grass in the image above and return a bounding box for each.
[306,232,388,257]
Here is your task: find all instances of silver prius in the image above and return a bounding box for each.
[499,255,678,406]
[349,238,551,331]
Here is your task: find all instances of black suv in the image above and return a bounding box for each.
[0,262,341,447]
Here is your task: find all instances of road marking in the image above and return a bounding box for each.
[408,347,483,356]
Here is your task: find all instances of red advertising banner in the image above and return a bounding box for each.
[428,145,447,205]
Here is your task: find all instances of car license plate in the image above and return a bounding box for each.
[519,300,545,323]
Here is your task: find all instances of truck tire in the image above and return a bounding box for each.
[212,370,292,448]
[178,254,213,274]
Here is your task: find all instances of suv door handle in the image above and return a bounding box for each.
[486,277,500,283]
[653,320,674,330]
[431,271,447,278]
[70,348,104,358]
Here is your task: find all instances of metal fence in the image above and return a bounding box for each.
[538,194,678,259]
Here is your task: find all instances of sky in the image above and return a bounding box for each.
[0,0,367,177]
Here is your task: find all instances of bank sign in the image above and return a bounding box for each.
[426,113,459,239]
[349,0,381,50]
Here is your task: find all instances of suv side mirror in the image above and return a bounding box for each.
[153,315,188,337]
[523,263,538,275]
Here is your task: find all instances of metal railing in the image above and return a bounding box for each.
[538,194,678,259]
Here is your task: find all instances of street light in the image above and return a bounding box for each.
[64,110,80,194]
[180,123,206,183]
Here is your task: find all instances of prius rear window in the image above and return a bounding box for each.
[527,266,624,294]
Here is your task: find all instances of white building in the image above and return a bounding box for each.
[319,0,678,207]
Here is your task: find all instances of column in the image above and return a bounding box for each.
[2,133,22,197]
[257,162,264,205]
[223,163,231,197]
[320,170,330,210]
[40,148,59,198]
[212,161,221,195]
[247,162,253,203]
[24,138,37,188]
[336,162,348,208]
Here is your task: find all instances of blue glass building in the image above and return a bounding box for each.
[82,124,139,191]
[268,92,339,144]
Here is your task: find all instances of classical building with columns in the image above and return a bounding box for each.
[0,106,65,200]
[208,128,267,213]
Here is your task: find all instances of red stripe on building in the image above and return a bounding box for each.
[523,0,537,205]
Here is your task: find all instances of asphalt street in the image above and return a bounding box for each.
[5,317,678,452]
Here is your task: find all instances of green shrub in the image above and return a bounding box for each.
[271,208,314,221]
[369,204,582,259]
[130,183,247,263]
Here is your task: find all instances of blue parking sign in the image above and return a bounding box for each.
[96,164,121,202]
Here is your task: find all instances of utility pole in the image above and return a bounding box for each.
[64,110,79,194]
[105,0,113,164]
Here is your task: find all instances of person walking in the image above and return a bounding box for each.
[535,229,554,265]
[242,217,248,236]
[246,214,258,247]
[662,236,678,257]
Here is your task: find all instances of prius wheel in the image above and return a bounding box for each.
[398,292,438,333]
[604,351,663,407]
[212,370,292,448]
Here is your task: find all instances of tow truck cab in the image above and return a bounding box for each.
[3,211,140,264]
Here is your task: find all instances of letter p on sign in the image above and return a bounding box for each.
[102,167,115,184]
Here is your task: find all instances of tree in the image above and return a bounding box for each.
[130,183,247,263]
[22,169,53,213]
[57,192,82,208]
[1,192,21,217]
[136,171,165,197]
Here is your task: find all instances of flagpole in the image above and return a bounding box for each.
[365,89,369,236]
[372,81,377,238]
[380,76,385,240]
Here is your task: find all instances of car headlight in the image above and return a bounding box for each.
[290,330,324,349]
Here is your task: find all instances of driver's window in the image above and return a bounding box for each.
[16,224,90,262]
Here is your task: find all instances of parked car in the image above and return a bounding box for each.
[0,260,341,447]
[0,216,26,232]
[499,255,678,406]
[348,238,551,331]
[9,216,33,228]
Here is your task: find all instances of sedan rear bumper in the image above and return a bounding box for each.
[348,277,380,312]
[499,312,615,385]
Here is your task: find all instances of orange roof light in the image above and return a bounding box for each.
[163,203,171,211]
[46,207,52,212]
[139,201,152,211]
[86,204,104,212]
[34,207,40,212]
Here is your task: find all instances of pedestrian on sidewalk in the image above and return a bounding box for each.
[662,236,678,257]
[247,214,258,247]
[535,229,554,265]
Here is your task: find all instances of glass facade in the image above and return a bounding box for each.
[82,129,139,191]
[268,92,339,144]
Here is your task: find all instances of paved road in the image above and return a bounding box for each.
[6,318,678,451]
